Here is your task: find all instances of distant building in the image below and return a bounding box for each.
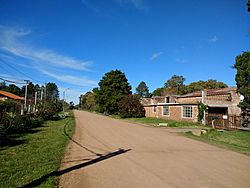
[0,90,24,102]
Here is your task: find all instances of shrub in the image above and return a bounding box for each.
[197,102,208,123]
[37,101,63,120]
[6,114,43,133]
[119,95,145,118]
[0,113,44,145]
[0,100,17,120]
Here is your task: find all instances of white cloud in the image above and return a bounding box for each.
[0,26,92,71]
[0,74,27,89]
[208,35,218,43]
[0,73,26,84]
[41,69,97,87]
[151,52,163,61]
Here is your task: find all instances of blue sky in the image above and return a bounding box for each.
[0,0,249,104]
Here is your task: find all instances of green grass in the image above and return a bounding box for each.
[185,129,250,155]
[0,113,75,188]
[123,117,203,128]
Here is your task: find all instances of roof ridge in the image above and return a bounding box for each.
[0,90,25,100]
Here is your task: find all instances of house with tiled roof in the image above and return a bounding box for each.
[0,90,25,102]
[142,87,242,128]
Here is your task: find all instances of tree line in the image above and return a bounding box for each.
[0,81,64,120]
[79,70,145,118]
[0,82,59,102]
[80,52,250,119]
[151,77,228,96]
[0,81,65,145]
[79,71,228,118]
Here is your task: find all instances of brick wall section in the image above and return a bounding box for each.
[145,106,158,118]
[145,105,198,122]
[144,87,241,121]
[228,91,241,116]
[177,97,201,104]
[206,94,231,101]
[206,91,241,116]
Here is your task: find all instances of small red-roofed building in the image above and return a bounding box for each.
[0,90,25,102]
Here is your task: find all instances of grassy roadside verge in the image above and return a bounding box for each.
[185,129,250,155]
[0,112,75,188]
[115,116,204,128]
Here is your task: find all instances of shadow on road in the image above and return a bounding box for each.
[63,118,104,156]
[19,148,131,188]
[20,116,132,187]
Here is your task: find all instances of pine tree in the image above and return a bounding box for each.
[136,81,150,97]
[234,52,250,110]
[96,70,132,114]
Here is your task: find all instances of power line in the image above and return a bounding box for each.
[0,58,44,84]
[0,77,26,84]
[0,58,33,80]
[0,64,17,77]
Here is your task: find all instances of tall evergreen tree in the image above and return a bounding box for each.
[0,82,7,90]
[248,0,250,12]
[152,87,164,96]
[2,84,21,96]
[234,52,250,110]
[136,81,150,97]
[45,82,59,101]
[96,70,132,114]
[21,82,35,99]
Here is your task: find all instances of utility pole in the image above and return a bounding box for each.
[63,88,69,115]
[44,82,47,102]
[34,91,37,113]
[41,88,43,102]
[63,90,65,114]
[201,90,207,125]
[24,80,29,110]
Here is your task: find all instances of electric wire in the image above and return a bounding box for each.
[0,58,44,84]
[0,77,26,84]
[0,64,17,78]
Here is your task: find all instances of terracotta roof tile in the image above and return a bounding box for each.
[178,87,236,98]
[0,90,24,101]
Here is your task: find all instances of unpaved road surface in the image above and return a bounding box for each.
[59,110,250,188]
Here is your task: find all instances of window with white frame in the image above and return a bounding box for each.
[163,106,169,116]
[182,106,193,118]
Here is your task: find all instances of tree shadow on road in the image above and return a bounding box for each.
[19,148,131,188]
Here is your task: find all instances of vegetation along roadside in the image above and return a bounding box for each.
[0,112,75,188]
[118,116,204,128]
[185,129,250,156]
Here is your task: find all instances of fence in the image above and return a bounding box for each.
[206,114,242,130]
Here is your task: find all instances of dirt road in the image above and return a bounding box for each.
[59,110,250,188]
